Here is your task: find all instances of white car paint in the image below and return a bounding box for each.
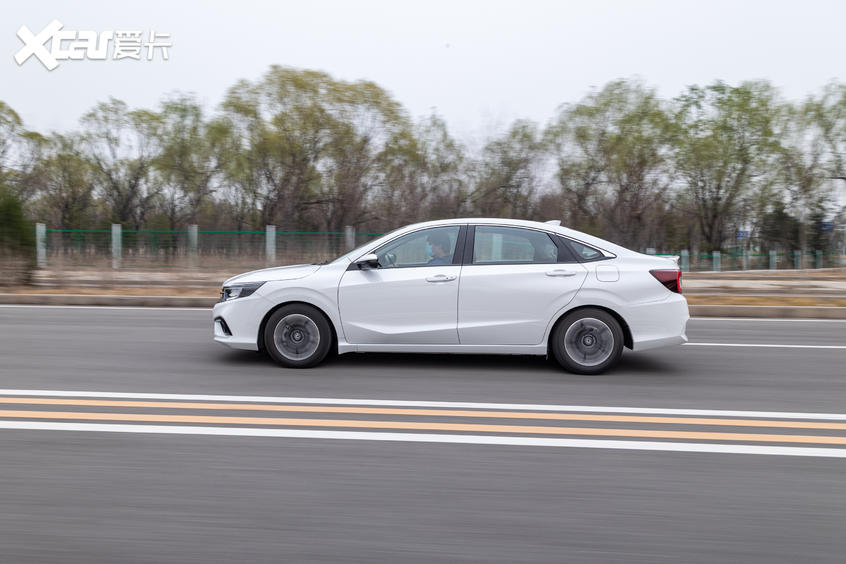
[339,265,462,344]
[457,262,587,345]
[212,218,689,361]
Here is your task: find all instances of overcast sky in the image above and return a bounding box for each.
[4,0,845,143]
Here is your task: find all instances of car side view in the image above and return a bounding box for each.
[213,218,689,374]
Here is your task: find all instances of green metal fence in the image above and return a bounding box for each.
[665,250,843,272]
[36,224,384,270]
[34,224,844,271]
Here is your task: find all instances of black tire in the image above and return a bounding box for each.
[263,304,332,368]
[551,308,624,374]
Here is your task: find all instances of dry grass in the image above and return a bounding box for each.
[3,286,218,297]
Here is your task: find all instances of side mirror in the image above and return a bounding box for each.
[355,253,380,269]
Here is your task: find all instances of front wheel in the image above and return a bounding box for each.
[551,308,624,374]
[264,304,332,368]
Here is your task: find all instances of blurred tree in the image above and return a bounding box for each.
[372,126,428,228]
[0,185,34,284]
[759,201,800,252]
[222,68,334,230]
[375,114,469,228]
[546,80,673,248]
[81,98,162,229]
[811,83,846,185]
[213,114,260,231]
[807,205,834,253]
[2,72,845,259]
[0,102,22,180]
[672,81,781,251]
[313,78,408,231]
[155,94,227,228]
[0,103,45,208]
[28,134,96,228]
[471,120,542,218]
[3,130,48,206]
[223,67,410,232]
[417,115,470,219]
[777,99,831,263]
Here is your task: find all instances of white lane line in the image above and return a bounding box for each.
[692,317,846,322]
[0,305,209,311]
[1,389,845,420]
[0,421,844,458]
[684,342,846,350]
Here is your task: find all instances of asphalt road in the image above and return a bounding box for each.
[1,306,845,563]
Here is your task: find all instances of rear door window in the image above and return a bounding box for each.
[472,226,559,264]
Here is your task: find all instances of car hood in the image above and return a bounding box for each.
[222,264,321,286]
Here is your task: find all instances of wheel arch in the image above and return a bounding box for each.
[257,300,339,354]
[547,304,633,353]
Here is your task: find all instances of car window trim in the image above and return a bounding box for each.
[451,225,468,266]
[460,225,476,265]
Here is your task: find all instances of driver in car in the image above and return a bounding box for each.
[426,232,452,265]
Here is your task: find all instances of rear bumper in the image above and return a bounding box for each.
[631,333,687,351]
[627,294,689,352]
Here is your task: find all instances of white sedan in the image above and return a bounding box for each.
[213,218,688,374]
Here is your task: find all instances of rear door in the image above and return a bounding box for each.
[457,225,587,345]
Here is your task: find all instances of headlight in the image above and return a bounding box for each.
[219,281,265,302]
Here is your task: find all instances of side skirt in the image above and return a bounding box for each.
[337,342,548,356]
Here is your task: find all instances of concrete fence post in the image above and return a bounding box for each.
[816,250,823,269]
[35,223,46,268]
[680,249,689,273]
[188,224,198,267]
[344,225,356,251]
[769,250,777,270]
[712,250,721,272]
[742,250,749,271]
[793,250,801,270]
[111,224,122,270]
[265,225,276,266]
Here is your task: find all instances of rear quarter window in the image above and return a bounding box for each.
[561,238,609,262]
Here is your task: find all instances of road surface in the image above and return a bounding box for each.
[0,306,844,563]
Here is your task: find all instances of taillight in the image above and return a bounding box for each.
[650,269,682,294]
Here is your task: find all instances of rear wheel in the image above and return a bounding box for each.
[264,304,332,368]
[551,308,623,374]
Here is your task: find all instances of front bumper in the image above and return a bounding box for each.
[212,295,271,351]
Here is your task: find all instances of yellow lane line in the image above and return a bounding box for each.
[0,397,844,430]
[1,409,846,445]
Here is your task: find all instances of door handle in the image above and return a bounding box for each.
[426,274,457,283]
[545,269,577,277]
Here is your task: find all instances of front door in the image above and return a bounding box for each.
[338,225,464,344]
